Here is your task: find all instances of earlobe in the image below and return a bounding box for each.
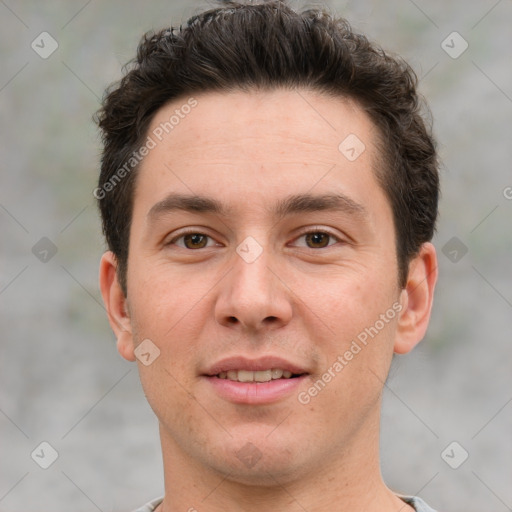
[394,242,438,354]
[99,251,136,362]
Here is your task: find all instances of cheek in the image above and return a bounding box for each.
[129,262,199,334]
[305,267,398,389]
[312,267,394,335]
[138,361,202,447]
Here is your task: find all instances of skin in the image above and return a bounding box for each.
[100,89,437,512]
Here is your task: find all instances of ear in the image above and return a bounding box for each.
[99,251,135,361]
[394,242,438,354]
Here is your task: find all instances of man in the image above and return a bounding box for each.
[95,1,439,511]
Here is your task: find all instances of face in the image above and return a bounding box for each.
[101,88,436,485]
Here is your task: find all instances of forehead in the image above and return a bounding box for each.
[147,89,378,159]
[133,88,387,219]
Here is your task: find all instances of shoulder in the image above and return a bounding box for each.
[131,496,164,512]
[132,495,437,512]
[399,495,439,512]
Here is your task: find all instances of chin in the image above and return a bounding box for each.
[214,454,304,487]
[205,433,310,485]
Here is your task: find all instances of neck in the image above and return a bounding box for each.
[157,406,412,512]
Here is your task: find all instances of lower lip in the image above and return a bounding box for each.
[203,375,308,404]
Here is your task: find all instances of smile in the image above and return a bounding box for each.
[202,355,310,404]
[216,369,299,382]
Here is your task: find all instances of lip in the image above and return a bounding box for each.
[202,374,309,404]
[201,355,310,405]
[203,355,308,376]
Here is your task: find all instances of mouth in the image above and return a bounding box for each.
[202,356,310,404]
[215,368,305,382]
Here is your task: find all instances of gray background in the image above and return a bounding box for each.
[1,1,511,511]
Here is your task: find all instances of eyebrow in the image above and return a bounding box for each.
[147,192,368,221]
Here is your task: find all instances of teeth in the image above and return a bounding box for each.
[237,370,254,382]
[271,368,283,379]
[216,368,296,382]
[254,370,272,382]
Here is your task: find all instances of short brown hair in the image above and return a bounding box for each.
[95,0,439,295]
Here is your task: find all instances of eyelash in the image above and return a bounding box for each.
[166,228,344,250]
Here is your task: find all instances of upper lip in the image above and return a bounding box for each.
[203,356,309,376]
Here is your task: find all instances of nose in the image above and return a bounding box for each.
[214,240,293,335]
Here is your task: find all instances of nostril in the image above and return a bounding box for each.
[261,316,279,327]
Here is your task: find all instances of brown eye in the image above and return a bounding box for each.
[182,233,209,249]
[304,232,332,248]
[168,232,216,249]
